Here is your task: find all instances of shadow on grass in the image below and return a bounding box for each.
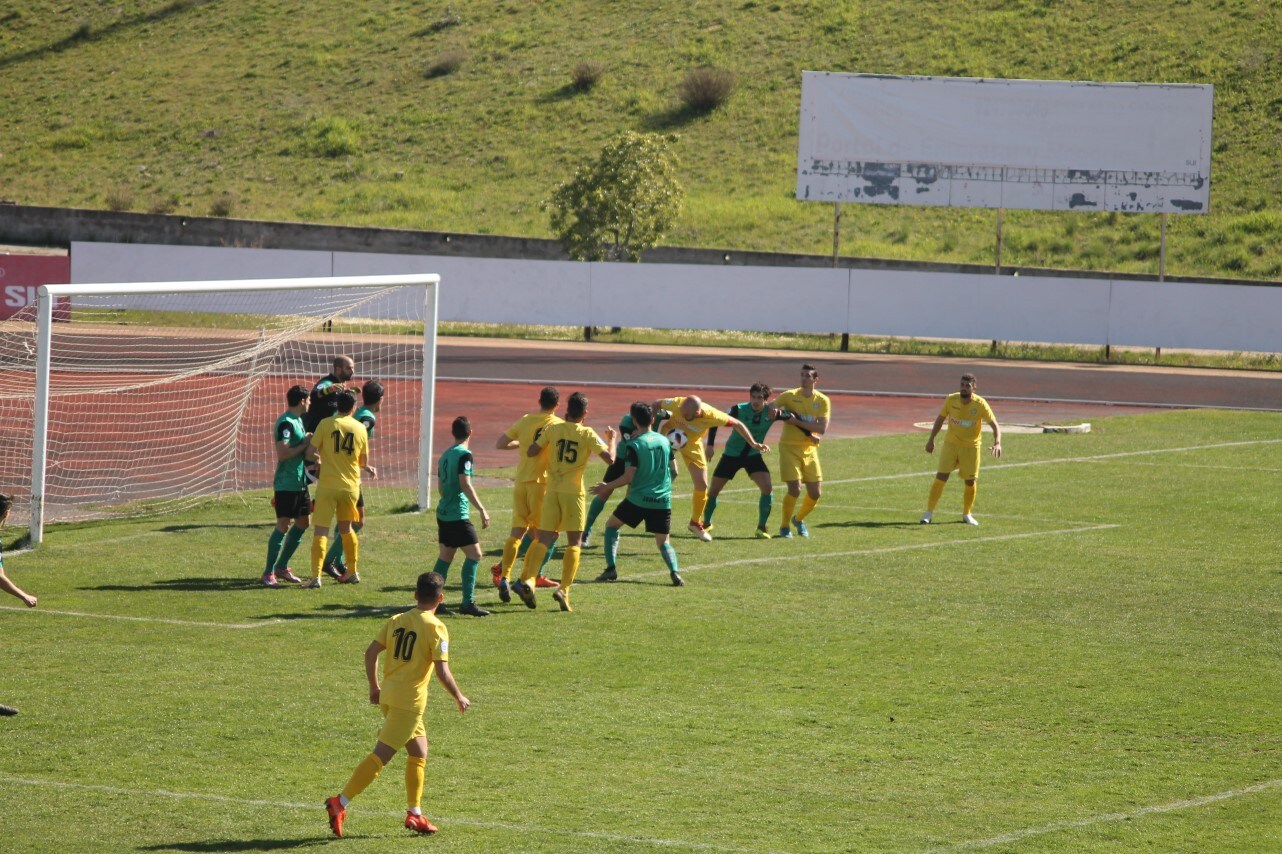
[83,577,262,593]
[537,83,584,104]
[255,602,408,621]
[816,520,924,529]
[159,523,264,533]
[641,105,702,131]
[138,837,330,852]
[0,0,215,69]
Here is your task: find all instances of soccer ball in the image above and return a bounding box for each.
[667,428,688,450]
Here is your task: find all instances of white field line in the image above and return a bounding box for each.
[439,375,1282,413]
[939,778,1282,851]
[629,525,1119,580]
[700,498,1102,528]
[0,605,282,630]
[0,774,773,853]
[701,438,1282,497]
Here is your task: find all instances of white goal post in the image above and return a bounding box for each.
[17,273,439,545]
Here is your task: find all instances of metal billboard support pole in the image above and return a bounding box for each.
[834,202,849,351]
[1156,212,1167,360]
[991,207,1005,354]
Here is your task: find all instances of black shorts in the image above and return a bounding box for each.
[713,452,769,480]
[602,458,627,485]
[273,489,311,519]
[611,499,671,534]
[437,518,479,549]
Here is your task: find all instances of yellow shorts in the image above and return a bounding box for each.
[376,703,426,749]
[780,443,822,483]
[313,486,359,527]
[679,442,708,471]
[938,442,981,480]
[511,481,547,530]
[539,491,587,533]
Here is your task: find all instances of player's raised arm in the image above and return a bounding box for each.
[726,416,769,453]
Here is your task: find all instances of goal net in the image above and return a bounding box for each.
[0,274,438,544]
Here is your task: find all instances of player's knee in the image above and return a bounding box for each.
[295,518,310,531]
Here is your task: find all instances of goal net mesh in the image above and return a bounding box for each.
[0,282,428,530]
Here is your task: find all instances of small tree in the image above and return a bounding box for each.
[546,131,684,262]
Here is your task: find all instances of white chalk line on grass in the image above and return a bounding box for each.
[0,774,771,853]
[702,497,1103,528]
[630,524,1119,580]
[939,778,1282,851]
[0,604,282,630]
[705,437,1282,498]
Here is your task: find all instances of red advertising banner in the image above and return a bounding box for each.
[0,253,71,320]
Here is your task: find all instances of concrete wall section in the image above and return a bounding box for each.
[1108,279,1282,351]
[592,263,848,333]
[68,241,1282,353]
[333,252,590,326]
[72,242,332,283]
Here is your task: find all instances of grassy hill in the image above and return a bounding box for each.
[3,0,1281,280]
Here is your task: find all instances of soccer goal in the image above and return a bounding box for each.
[0,273,439,545]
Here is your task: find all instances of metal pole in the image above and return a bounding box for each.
[834,203,849,351]
[1156,212,1166,359]
[992,207,1004,353]
[31,287,54,545]
[418,281,438,512]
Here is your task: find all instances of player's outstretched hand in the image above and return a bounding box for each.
[480,509,491,529]
[369,686,381,706]
[990,441,1002,459]
[456,695,470,713]
[757,442,770,454]
[364,465,378,479]
[590,481,606,497]
[925,439,936,454]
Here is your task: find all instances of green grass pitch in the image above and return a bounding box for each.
[2,410,1280,851]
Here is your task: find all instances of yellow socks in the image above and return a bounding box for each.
[341,530,359,574]
[963,482,977,515]
[796,495,819,521]
[341,752,384,801]
[520,541,549,584]
[405,755,425,810]
[690,489,708,526]
[781,493,798,526]
[501,535,521,580]
[927,479,946,512]
[560,545,581,591]
[311,535,328,579]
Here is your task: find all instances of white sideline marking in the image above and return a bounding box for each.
[701,438,1282,496]
[940,778,1282,850]
[0,605,281,630]
[0,774,770,852]
[634,525,1118,579]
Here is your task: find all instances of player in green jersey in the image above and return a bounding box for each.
[323,380,383,578]
[431,416,492,617]
[324,571,469,838]
[590,402,683,586]
[262,385,311,587]
[581,406,669,547]
[702,383,780,539]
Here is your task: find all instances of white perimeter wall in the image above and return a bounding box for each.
[72,242,1282,353]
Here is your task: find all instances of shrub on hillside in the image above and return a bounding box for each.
[571,61,605,92]
[677,67,736,113]
[104,186,134,212]
[209,192,236,217]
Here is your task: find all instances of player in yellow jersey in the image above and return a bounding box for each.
[512,391,615,612]
[921,373,1002,526]
[304,390,373,587]
[324,571,469,838]
[491,386,562,599]
[650,394,768,542]
[774,364,831,539]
